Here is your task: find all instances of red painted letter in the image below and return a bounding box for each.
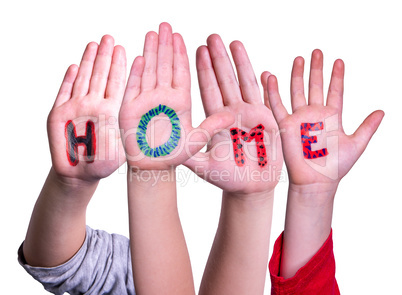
[300,122,328,159]
[230,124,267,167]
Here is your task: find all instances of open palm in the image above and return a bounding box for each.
[184,35,283,194]
[119,23,233,171]
[267,49,384,188]
[48,35,127,182]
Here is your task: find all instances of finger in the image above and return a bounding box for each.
[351,110,384,155]
[141,31,158,91]
[291,56,307,112]
[267,75,289,123]
[196,45,224,116]
[326,59,345,111]
[54,64,79,108]
[206,34,242,105]
[89,35,115,95]
[229,41,261,104]
[105,45,127,101]
[157,22,173,87]
[260,71,271,109]
[308,49,324,105]
[187,111,235,156]
[172,33,191,91]
[72,42,98,97]
[123,56,145,103]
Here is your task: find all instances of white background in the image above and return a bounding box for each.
[1,0,401,293]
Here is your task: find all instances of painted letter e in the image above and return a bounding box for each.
[300,122,328,159]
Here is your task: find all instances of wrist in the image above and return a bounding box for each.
[288,182,338,208]
[50,168,99,195]
[43,169,98,213]
[284,183,335,245]
[222,190,275,212]
[127,165,176,186]
[223,189,274,201]
[127,166,178,221]
[280,184,336,279]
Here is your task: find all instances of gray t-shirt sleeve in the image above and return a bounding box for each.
[18,226,135,295]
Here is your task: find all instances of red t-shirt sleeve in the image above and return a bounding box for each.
[269,230,340,295]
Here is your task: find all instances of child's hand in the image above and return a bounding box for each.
[184,35,283,195]
[47,35,127,182]
[267,50,384,279]
[23,36,127,268]
[267,49,384,191]
[119,23,233,170]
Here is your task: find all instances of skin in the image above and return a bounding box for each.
[23,31,382,294]
[184,34,283,294]
[23,35,127,267]
[119,23,234,295]
[266,49,384,278]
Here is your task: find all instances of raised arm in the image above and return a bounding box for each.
[119,23,233,295]
[266,50,383,283]
[184,34,283,295]
[23,35,127,267]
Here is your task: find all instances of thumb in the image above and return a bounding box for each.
[351,110,384,155]
[185,111,234,157]
[261,71,272,109]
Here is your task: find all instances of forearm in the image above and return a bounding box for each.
[199,190,274,295]
[280,183,337,279]
[23,168,98,267]
[127,167,195,295]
